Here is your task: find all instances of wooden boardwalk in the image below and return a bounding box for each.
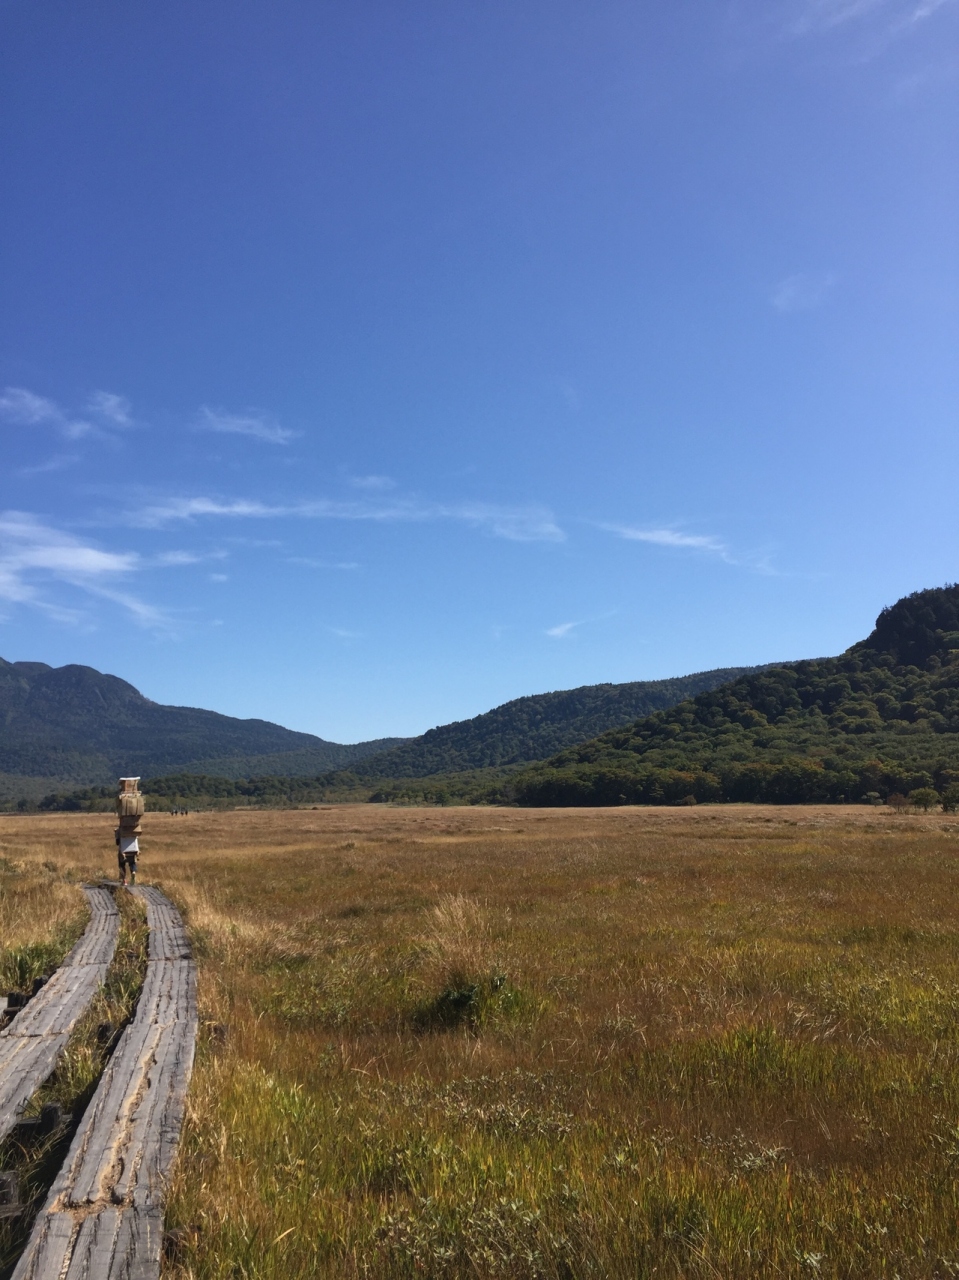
[0,886,119,1144]
[13,886,198,1280]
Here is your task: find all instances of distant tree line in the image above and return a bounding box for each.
[510,759,959,807]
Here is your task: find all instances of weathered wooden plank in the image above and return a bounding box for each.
[64,1208,122,1279]
[13,886,198,1280]
[16,1215,76,1279]
[0,886,119,1143]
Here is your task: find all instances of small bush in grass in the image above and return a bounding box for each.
[910,787,941,812]
[413,971,513,1030]
[943,783,959,813]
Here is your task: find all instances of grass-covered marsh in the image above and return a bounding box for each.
[5,804,959,1277]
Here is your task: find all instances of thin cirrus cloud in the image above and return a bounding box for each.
[198,407,298,445]
[152,550,203,567]
[0,387,93,440]
[602,523,778,574]
[0,509,167,627]
[603,524,730,557]
[128,493,565,543]
[0,386,134,440]
[288,557,361,570]
[786,0,953,35]
[18,454,83,477]
[350,474,396,491]
[771,272,835,313]
[87,391,133,427]
[545,620,582,639]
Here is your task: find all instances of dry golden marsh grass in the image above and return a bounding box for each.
[4,804,959,1277]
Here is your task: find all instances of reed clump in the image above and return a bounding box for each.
[0,852,86,992]
[414,894,512,1030]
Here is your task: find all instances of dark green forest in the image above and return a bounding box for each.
[30,772,367,812]
[0,657,404,799]
[353,666,761,777]
[509,586,959,807]
[29,767,520,812]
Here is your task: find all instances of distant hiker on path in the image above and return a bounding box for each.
[115,825,138,885]
[115,775,144,886]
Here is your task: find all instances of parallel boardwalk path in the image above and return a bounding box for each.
[0,886,119,1144]
[13,886,198,1280]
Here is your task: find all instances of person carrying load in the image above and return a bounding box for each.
[115,826,139,884]
[115,777,144,886]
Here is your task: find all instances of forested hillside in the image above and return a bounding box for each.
[511,586,959,807]
[0,658,403,798]
[355,667,761,778]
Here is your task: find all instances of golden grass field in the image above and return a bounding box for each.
[4,803,959,1277]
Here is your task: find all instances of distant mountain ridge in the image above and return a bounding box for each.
[354,667,764,778]
[0,656,765,803]
[0,658,404,797]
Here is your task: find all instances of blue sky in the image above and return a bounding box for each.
[1,0,957,743]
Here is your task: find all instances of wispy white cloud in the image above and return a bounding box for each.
[128,493,565,542]
[289,557,361,570]
[18,454,82,477]
[145,548,229,572]
[441,502,564,542]
[558,381,581,413]
[0,511,168,627]
[134,497,282,525]
[790,0,889,34]
[83,584,169,629]
[87,391,134,427]
[0,388,94,440]
[1,386,136,444]
[199,407,297,445]
[771,272,835,313]
[328,626,363,639]
[781,0,957,56]
[911,0,954,18]
[602,523,777,574]
[152,550,203,567]
[604,524,729,555]
[350,474,396,491]
[0,514,137,577]
[545,620,582,638]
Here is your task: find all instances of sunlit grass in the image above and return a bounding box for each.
[0,852,86,990]
[5,805,959,1276]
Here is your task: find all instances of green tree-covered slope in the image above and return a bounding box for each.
[354,667,762,778]
[0,658,404,790]
[511,586,959,806]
